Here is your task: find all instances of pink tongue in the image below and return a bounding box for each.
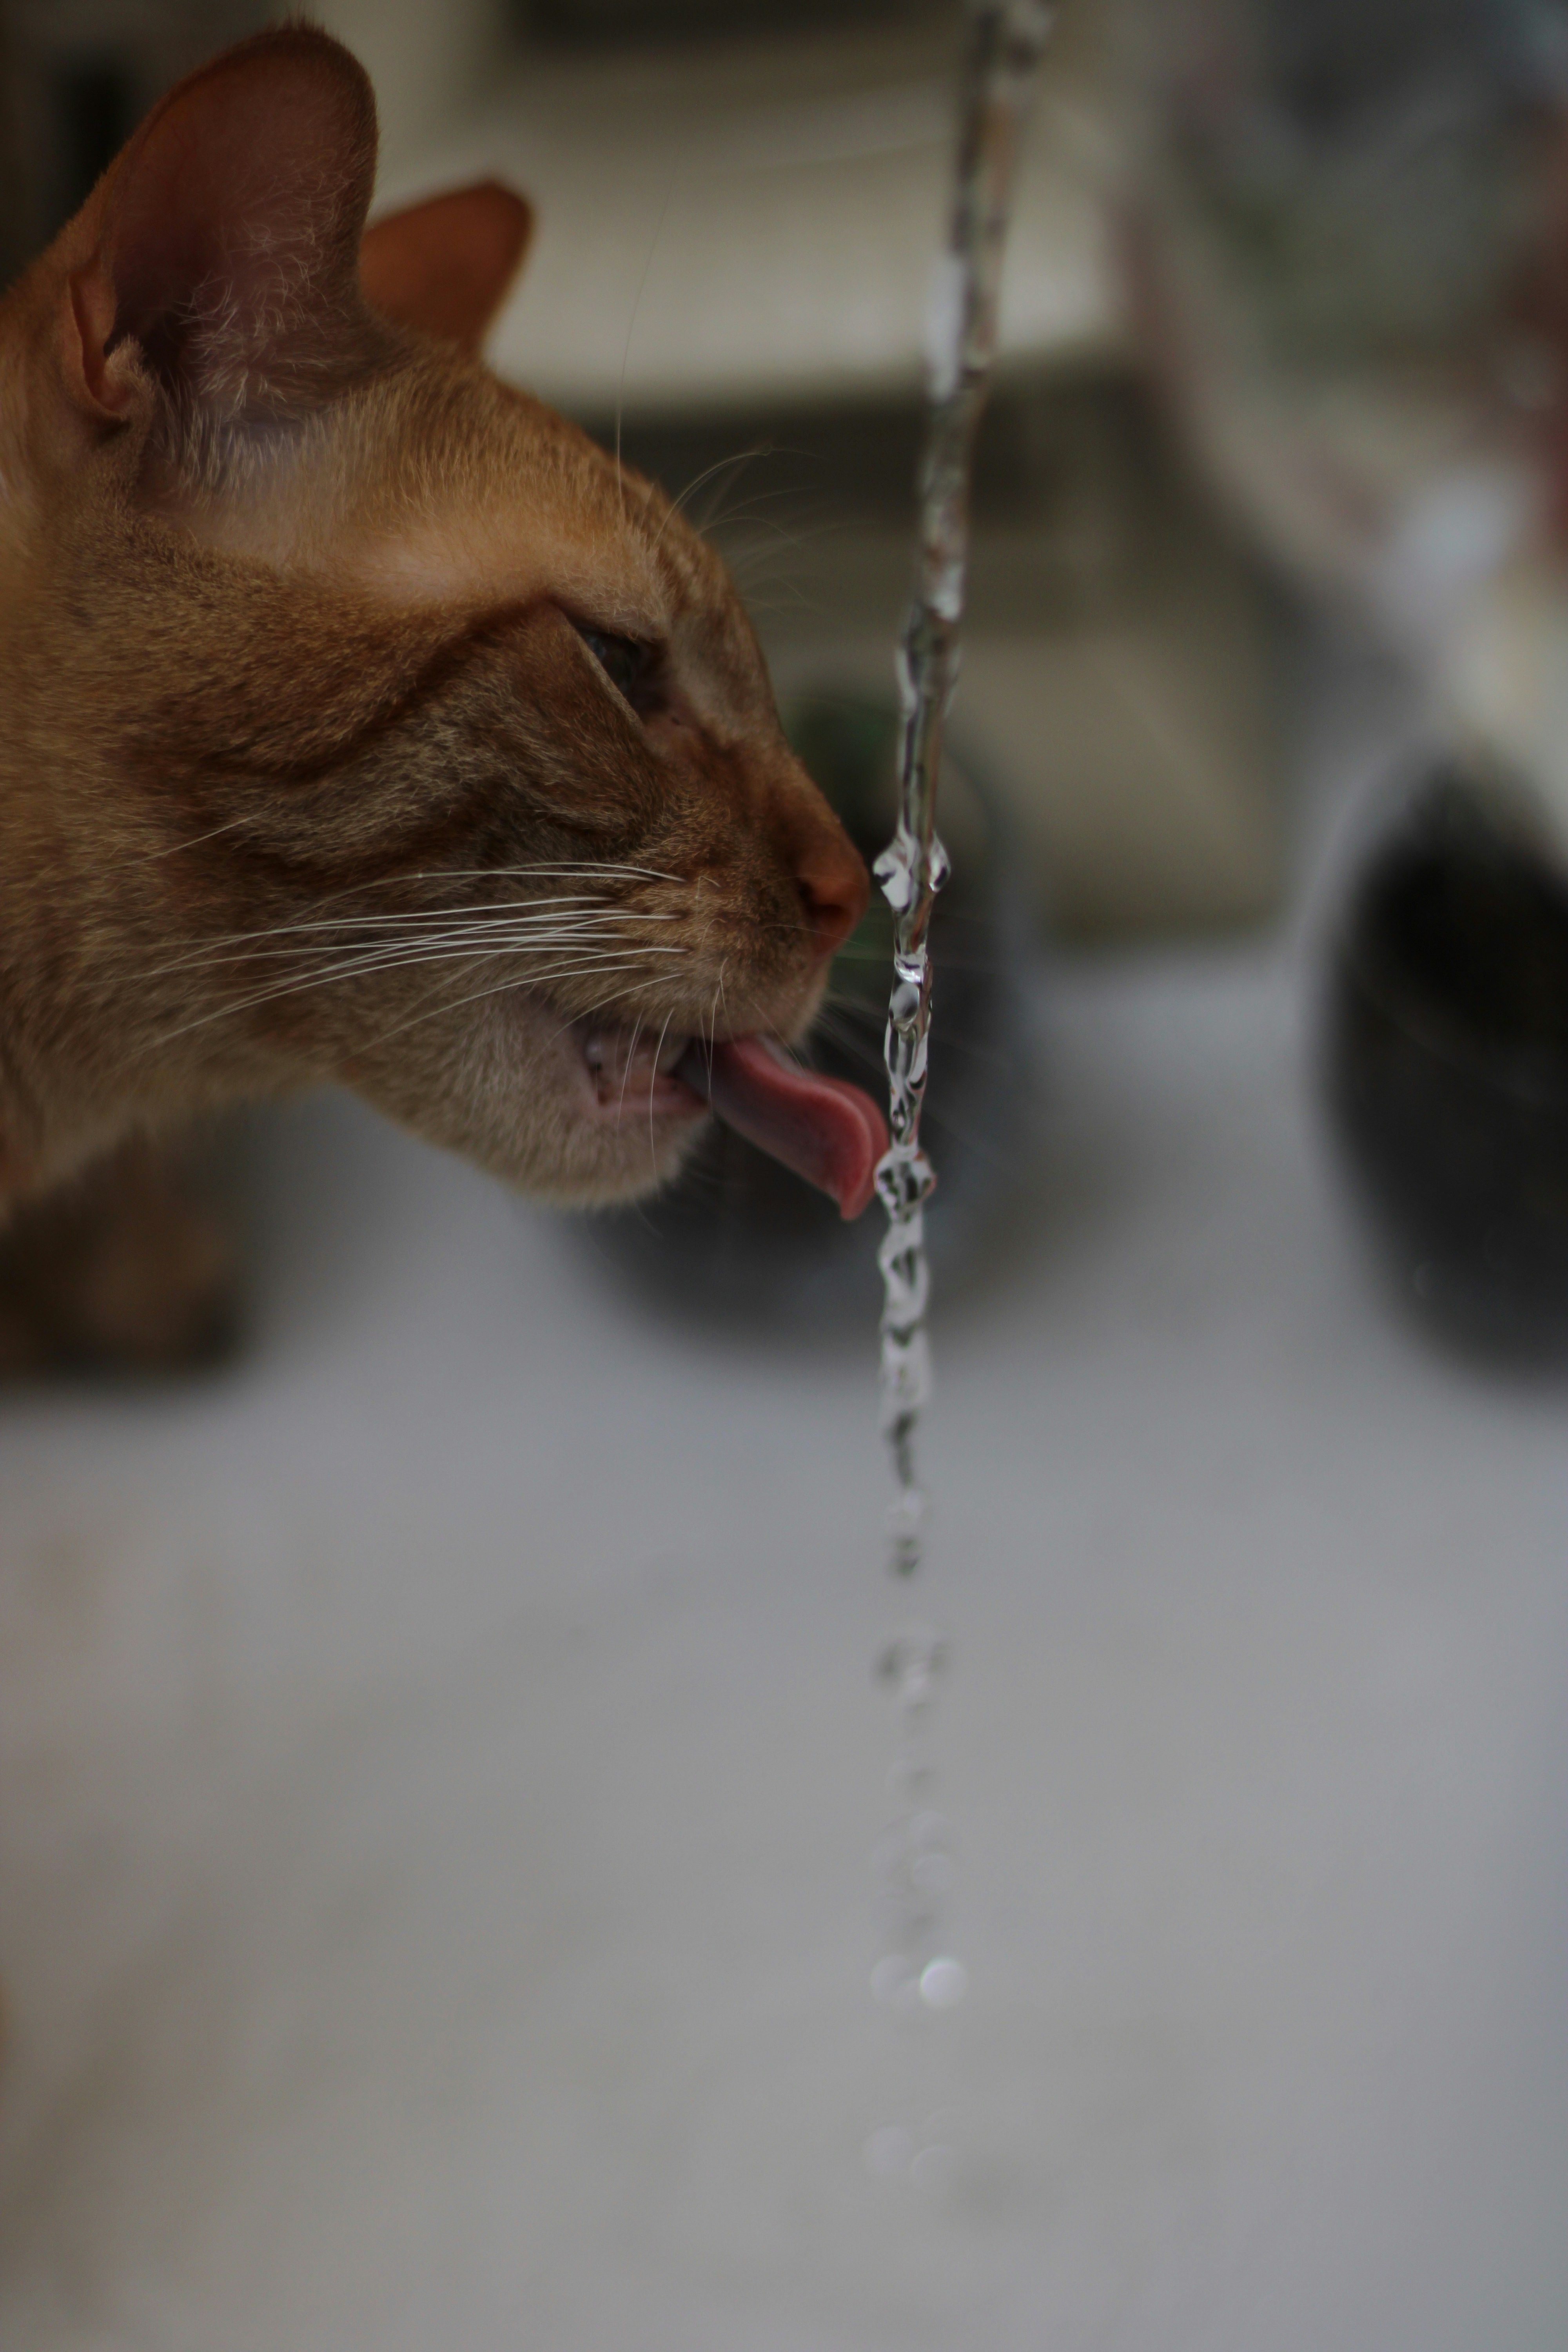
[675,1038,887,1220]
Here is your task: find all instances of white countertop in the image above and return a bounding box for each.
[2,767,1564,2347]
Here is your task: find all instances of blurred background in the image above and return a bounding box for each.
[2,4,1567,2347]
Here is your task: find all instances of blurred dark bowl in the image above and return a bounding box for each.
[581,688,1038,1331]
[1325,763,1568,1357]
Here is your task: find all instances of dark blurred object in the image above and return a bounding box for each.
[1326,764,1568,1357]
[2,0,266,266]
[516,0,932,47]
[1128,0,1568,632]
[0,1133,241,1379]
[585,692,1037,1329]
[1155,0,1568,363]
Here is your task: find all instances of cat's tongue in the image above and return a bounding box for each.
[675,1038,887,1220]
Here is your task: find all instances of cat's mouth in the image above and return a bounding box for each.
[579,1022,699,1122]
[573,1022,886,1218]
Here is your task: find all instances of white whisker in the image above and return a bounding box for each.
[648,1007,675,1171]
[146,912,671,981]
[356,963,662,1056]
[144,895,676,975]
[617,1013,646,1122]
[650,446,768,561]
[150,940,686,1045]
[138,811,262,862]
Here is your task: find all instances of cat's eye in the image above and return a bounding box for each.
[576,625,655,708]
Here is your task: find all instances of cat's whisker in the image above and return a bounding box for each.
[137,811,263,862]
[544,987,637,1057]
[178,928,684,989]
[197,861,686,929]
[150,913,659,967]
[143,934,642,988]
[138,895,626,967]
[807,1008,887,1079]
[149,958,655,1049]
[384,862,688,887]
[149,938,689,1044]
[151,949,640,1035]
[694,470,822,543]
[156,927,665,979]
[616,1013,647,1123]
[143,901,677,975]
[648,1007,675,1168]
[649,447,769,561]
[286,934,687,994]
[709,509,842,563]
[355,963,665,1057]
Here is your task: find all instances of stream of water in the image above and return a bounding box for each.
[867,0,1052,2166]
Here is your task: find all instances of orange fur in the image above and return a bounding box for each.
[0,29,866,1218]
[362,183,533,355]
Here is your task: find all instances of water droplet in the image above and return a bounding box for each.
[918,1956,967,2010]
[887,1754,934,1803]
[928,553,966,624]
[873,840,917,912]
[910,2138,958,2194]
[885,1489,927,1554]
[877,1624,949,1707]
[888,977,922,1029]
[909,1850,954,1896]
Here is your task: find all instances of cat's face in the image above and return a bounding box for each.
[0,29,875,1211]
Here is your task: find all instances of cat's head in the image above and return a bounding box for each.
[0,28,884,1212]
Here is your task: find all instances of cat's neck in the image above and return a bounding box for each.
[0,515,194,1207]
[0,712,114,1207]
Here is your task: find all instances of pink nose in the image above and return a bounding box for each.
[794,825,869,961]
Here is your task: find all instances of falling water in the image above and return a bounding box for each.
[867,0,1053,2132]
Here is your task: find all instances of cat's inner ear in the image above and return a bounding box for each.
[360,183,533,355]
[62,26,380,428]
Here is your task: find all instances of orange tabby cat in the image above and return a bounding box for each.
[0,26,886,1265]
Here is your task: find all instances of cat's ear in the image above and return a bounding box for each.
[60,27,380,428]
[361,183,533,355]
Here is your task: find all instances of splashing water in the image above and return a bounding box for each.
[867,0,1053,2151]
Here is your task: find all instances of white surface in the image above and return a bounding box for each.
[2,907,1566,2345]
[379,24,1123,416]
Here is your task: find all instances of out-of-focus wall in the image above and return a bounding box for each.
[4,0,267,255]
[310,0,507,182]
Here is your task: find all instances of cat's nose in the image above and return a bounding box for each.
[793,820,869,961]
